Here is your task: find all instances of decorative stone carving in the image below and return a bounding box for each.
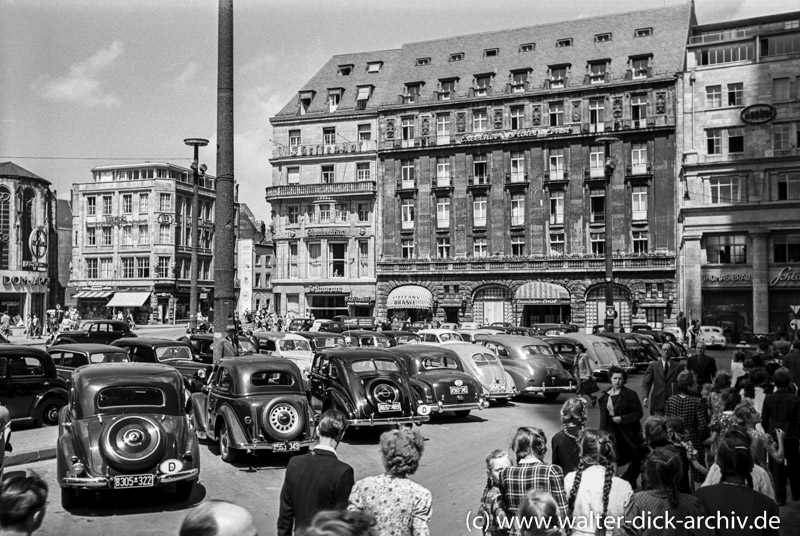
[386,118,395,139]
[612,96,623,119]
[572,101,581,122]
[531,105,541,126]
[421,115,430,136]
[493,108,503,130]
[456,112,466,133]
[656,92,666,114]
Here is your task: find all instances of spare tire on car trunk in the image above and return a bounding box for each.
[364,378,403,413]
[260,396,305,442]
[100,415,167,472]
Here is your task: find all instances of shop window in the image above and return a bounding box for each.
[706,235,747,264]
[774,234,800,263]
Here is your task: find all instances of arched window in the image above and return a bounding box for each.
[0,187,10,269]
[22,188,35,262]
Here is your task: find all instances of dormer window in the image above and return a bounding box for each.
[548,65,569,89]
[595,33,612,43]
[327,89,343,113]
[484,48,499,57]
[438,79,457,101]
[473,74,492,97]
[588,61,609,84]
[635,27,653,38]
[510,70,530,93]
[403,82,422,103]
[355,86,372,110]
[556,38,573,48]
[367,61,383,73]
[519,43,535,53]
[630,56,651,79]
[449,52,464,62]
[416,57,430,66]
[298,91,314,115]
[337,64,353,76]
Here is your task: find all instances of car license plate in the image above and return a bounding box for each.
[273,441,301,452]
[114,474,155,489]
[450,386,468,395]
[377,402,401,412]
[547,368,559,376]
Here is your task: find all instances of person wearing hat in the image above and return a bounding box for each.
[642,342,684,416]
[213,324,241,362]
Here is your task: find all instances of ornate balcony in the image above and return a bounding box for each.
[265,181,376,201]
[271,140,376,159]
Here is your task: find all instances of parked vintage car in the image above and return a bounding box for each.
[308,348,431,427]
[1,346,69,427]
[697,325,727,350]
[636,330,688,359]
[341,330,392,349]
[416,329,463,344]
[297,331,346,351]
[496,326,541,337]
[47,320,136,348]
[184,333,256,364]
[476,335,576,400]
[252,332,314,375]
[442,342,517,404]
[548,333,635,379]
[188,356,316,463]
[328,315,376,333]
[529,323,579,336]
[456,328,504,343]
[57,363,200,507]
[439,323,459,330]
[47,343,130,386]
[540,336,582,371]
[380,331,421,346]
[387,345,487,418]
[596,333,657,370]
[112,338,210,397]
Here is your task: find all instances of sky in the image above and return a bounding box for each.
[1,0,797,222]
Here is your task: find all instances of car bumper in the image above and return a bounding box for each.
[347,415,430,427]
[486,390,517,400]
[523,382,577,394]
[424,400,487,413]
[230,439,316,451]
[62,468,199,489]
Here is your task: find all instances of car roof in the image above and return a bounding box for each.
[417,329,459,335]
[477,334,550,346]
[47,343,127,353]
[73,362,181,385]
[342,330,384,336]
[388,344,459,360]
[440,342,494,355]
[112,338,191,348]
[0,345,51,358]
[551,333,613,343]
[380,331,418,337]
[317,348,402,361]
[297,331,343,338]
[217,354,301,373]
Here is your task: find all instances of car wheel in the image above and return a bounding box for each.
[36,398,66,427]
[543,393,560,400]
[453,410,471,418]
[100,416,167,472]
[61,487,80,509]
[174,478,196,502]
[218,420,239,463]
[261,397,305,442]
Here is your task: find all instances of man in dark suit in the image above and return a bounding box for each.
[278,409,354,536]
[686,341,717,386]
[761,368,800,506]
[642,343,684,415]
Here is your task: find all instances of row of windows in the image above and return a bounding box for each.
[693,32,800,66]
[288,124,371,147]
[82,224,213,249]
[704,233,800,264]
[285,241,370,279]
[699,172,800,204]
[83,257,213,280]
[285,202,371,225]
[85,193,172,216]
[704,123,800,156]
[706,78,798,109]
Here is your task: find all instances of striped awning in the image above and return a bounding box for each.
[386,285,433,310]
[106,292,152,308]
[514,282,570,305]
[73,291,114,299]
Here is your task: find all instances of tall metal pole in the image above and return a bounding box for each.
[214,0,235,336]
[184,138,208,332]
[597,135,620,333]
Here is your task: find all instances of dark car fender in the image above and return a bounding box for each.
[33,388,68,413]
[324,388,355,416]
[409,378,432,403]
[56,432,79,483]
[214,405,248,446]
[504,365,531,393]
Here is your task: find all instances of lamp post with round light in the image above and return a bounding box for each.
[596,135,621,332]
[184,138,209,332]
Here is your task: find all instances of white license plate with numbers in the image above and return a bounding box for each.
[273,441,301,452]
[377,402,401,412]
[114,474,155,489]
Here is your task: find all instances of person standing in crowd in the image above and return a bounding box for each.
[550,398,587,475]
[598,366,644,488]
[741,370,770,417]
[696,433,779,536]
[706,388,742,463]
[31,315,40,339]
[498,427,567,536]
[730,351,748,389]
[701,428,776,501]
[213,325,241,362]
[642,343,684,416]
[179,500,258,536]
[623,446,711,536]
[349,428,432,536]
[278,409,354,536]
[563,429,632,536]
[761,368,800,506]
[572,345,598,406]
[686,342,717,387]
[0,311,10,338]
[479,449,511,536]
[783,339,800,389]
[665,370,709,482]
[515,491,562,536]
[0,471,48,536]
[688,321,699,349]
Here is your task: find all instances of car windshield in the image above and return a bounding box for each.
[420,356,459,370]
[79,321,92,331]
[522,345,554,357]
[239,340,257,354]
[315,337,343,348]
[396,335,418,344]
[250,371,296,387]
[89,351,129,364]
[279,339,311,352]
[155,346,194,361]
[97,387,164,408]
[439,332,462,342]
[351,359,400,373]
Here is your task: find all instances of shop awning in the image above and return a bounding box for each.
[73,291,114,299]
[106,292,152,307]
[386,285,433,310]
[514,282,570,304]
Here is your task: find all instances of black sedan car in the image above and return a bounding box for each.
[47,320,136,348]
[309,348,431,427]
[57,363,200,508]
[597,333,659,370]
[387,345,487,418]
[183,333,257,364]
[112,338,210,397]
[1,346,69,427]
[47,343,129,386]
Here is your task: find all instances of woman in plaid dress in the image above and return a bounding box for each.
[665,370,709,482]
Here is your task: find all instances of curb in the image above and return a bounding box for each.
[6,447,57,467]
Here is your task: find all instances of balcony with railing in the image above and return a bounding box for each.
[272,140,376,159]
[585,166,606,180]
[467,174,491,189]
[265,180,376,201]
[544,170,568,184]
[626,162,653,177]
[433,175,453,191]
[396,178,417,192]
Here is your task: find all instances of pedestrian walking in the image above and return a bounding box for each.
[701,428,777,501]
[686,342,717,386]
[572,344,598,406]
[642,343,684,416]
[0,311,10,338]
[665,370,709,481]
[550,397,587,475]
[31,315,40,338]
[213,325,241,362]
[278,409,354,536]
[598,366,644,488]
[24,314,31,339]
[761,368,800,506]
[479,449,512,536]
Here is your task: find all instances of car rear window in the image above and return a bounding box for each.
[90,351,129,364]
[315,337,343,348]
[251,371,296,387]
[472,352,498,367]
[155,346,193,361]
[98,387,164,408]
[421,356,459,370]
[522,345,554,357]
[439,332,462,342]
[351,359,400,373]
[279,339,311,352]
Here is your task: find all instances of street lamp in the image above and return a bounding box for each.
[596,135,621,333]
[184,138,209,332]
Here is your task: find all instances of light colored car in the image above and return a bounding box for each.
[662,327,684,343]
[443,342,517,404]
[697,326,727,350]
[341,330,392,349]
[252,332,314,375]
[417,329,463,344]
[456,329,503,343]
[459,322,481,330]
[439,323,459,330]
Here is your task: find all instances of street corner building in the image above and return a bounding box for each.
[268,4,695,331]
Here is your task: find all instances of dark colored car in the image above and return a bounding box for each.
[341,330,391,348]
[184,333,257,364]
[48,320,136,348]
[597,333,657,370]
[380,331,421,346]
[407,321,426,333]
[636,330,688,360]
[56,363,200,508]
[287,318,314,332]
[309,348,431,427]
[496,326,541,337]
[47,344,130,386]
[297,331,346,351]
[0,346,69,426]
[528,323,579,336]
[112,338,210,396]
[387,345,487,418]
[188,356,316,463]
[540,336,582,371]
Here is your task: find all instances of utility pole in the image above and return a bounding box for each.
[596,135,621,333]
[184,138,208,332]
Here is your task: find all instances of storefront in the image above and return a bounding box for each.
[699,268,753,335]
[768,266,800,334]
[72,289,114,320]
[307,287,349,319]
[345,295,374,317]
[513,282,571,327]
[106,291,153,326]
[386,285,433,323]
[584,283,632,332]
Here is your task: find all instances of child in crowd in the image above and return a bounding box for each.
[665,416,708,489]
[733,402,785,470]
[480,449,511,536]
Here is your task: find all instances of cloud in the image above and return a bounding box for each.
[34,40,123,107]
[172,62,203,93]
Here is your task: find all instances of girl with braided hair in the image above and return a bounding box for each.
[563,429,632,536]
[551,398,588,475]
[700,427,777,501]
[622,446,710,536]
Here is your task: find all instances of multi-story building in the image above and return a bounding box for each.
[267,51,397,319]
[678,10,800,336]
[236,204,273,316]
[0,162,59,324]
[69,163,217,324]
[374,5,693,329]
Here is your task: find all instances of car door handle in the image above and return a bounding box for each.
[42,381,50,386]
